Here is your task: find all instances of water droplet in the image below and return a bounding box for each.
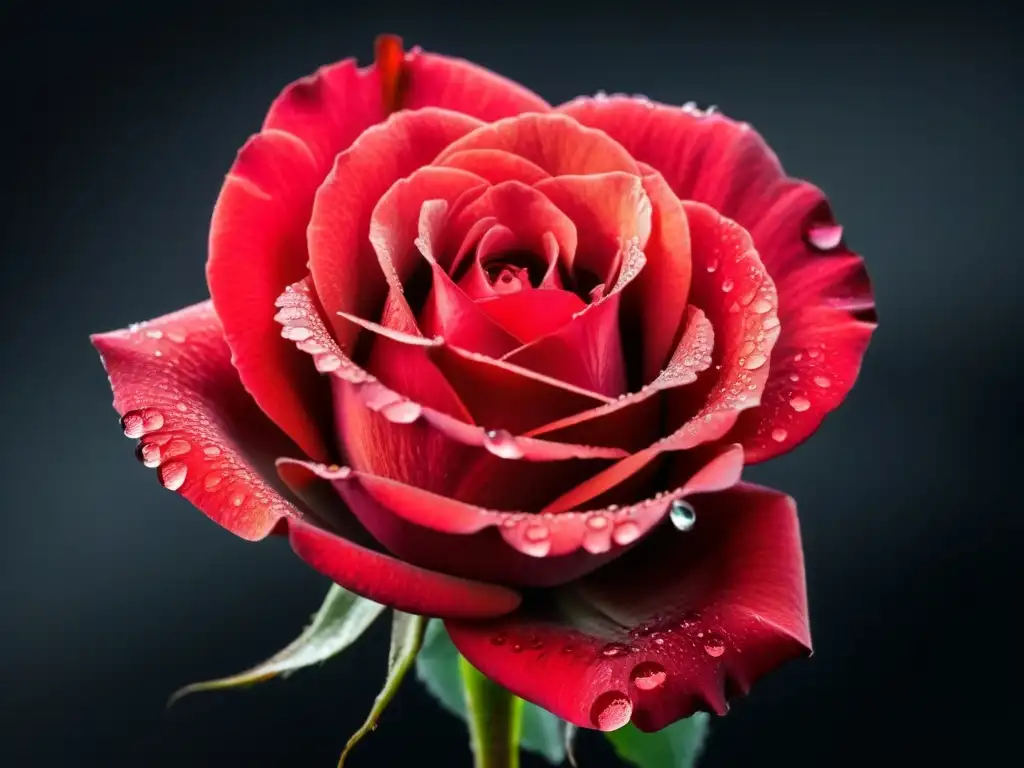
[653,637,666,646]
[162,439,191,459]
[590,691,633,731]
[600,642,631,658]
[586,514,609,531]
[771,427,788,443]
[789,396,811,412]
[528,637,544,650]
[136,442,162,468]
[808,348,822,359]
[203,446,221,457]
[807,224,843,250]
[703,634,726,658]
[630,662,667,691]
[612,521,641,546]
[742,353,767,370]
[203,472,224,490]
[121,408,164,438]
[491,634,506,646]
[814,375,831,388]
[721,279,734,293]
[175,402,189,413]
[669,500,696,531]
[511,644,523,653]
[524,525,549,543]
[484,429,524,460]
[751,298,773,314]
[381,400,422,424]
[315,354,342,373]
[706,259,718,273]
[562,644,575,654]
[281,325,313,342]
[788,373,800,382]
[145,329,164,339]
[158,461,187,491]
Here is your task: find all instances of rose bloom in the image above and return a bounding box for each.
[93,36,874,732]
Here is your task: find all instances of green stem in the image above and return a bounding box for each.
[459,656,523,768]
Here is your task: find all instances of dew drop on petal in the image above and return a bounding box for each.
[807,224,844,250]
[771,427,789,443]
[203,446,221,457]
[630,662,667,691]
[669,499,696,531]
[136,442,162,468]
[703,633,726,658]
[281,325,313,342]
[590,691,633,731]
[612,520,641,546]
[789,396,811,412]
[788,373,800,383]
[814,375,832,388]
[484,429,525,460]
[721,279,734,293]
[203,472,224,490]
[121,408,164,438]
[742,352,768,370]
[751,298,773,314]
[491,634,507,646]
[158,461,187,491]
[586,514,609,531]
[381,400,422,424]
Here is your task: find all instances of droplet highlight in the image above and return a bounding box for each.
[158,461,187,491]
[630,662,667,691]
[789,396,811,412]
[669,499,696,531]
[484,429,525,460]
[590,691,633,731]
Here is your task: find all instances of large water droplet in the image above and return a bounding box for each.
[771,427,788,443]
[789,396,811,412]
[703,633,726,658]
[136,442,162,468]
[484,429,525,460]
[813,375,831,388]
[807,224,843,251]
[203,472,224,490]
[381,400,422,424]
[742,352,768,370]
[281,325,313,342]
[158,461,187,491]
[203,446,222,457]
[669,500,696,531]
[524,524,549,543]
[612,520,641,546]
[630,662,667,691]
[163,439,191,459]
[121,408,164,438]
[590,691,633,731]
[721,279,734,293]
[586,514,609,531]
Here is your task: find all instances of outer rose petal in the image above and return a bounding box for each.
[308,108,484,345]
[446,484,811,731]
[91,301,303,540]
[559,96,875,459]
[277,443,741,587]
[437,149,552,185]
[278,461,522,619]
[402,48,551,119]
[207,130,334,460]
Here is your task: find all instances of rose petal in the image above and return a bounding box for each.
[500,237,648,398]
[402,47,551,119]
[207,129,334,460]
[308,108,484,345]
[533,172,652,295]
[437,149,553,185]
[475,290,588,346]
[278,442,741,587]
[332,309,615,434]
[276,282,625,516]
[446,483,811,730]
[435,113,639,177]
[527,306,714,453]
[369,166,490,334]
[91,301,302,540]
[560,96,874,457]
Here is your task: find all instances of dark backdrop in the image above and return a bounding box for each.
[1,2,1019,766]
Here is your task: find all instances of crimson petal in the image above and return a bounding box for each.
[560,96,874,459]
[437,149,553,185]
[278,442,740,587]
[308,108,484,345]
[446,483,811,731]
[91,301,303,540]
[207,130,334,460]
[434,113,639,177]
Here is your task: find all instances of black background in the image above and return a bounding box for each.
[1,1,1020,766]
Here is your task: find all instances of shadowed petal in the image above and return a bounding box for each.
[446,484,811,730]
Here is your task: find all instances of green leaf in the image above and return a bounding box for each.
[338,610,427,766]
[415,619,566,764]
[605,715,711,768]
[169,584,386,705]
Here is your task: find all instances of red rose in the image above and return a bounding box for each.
[93,36,874,732]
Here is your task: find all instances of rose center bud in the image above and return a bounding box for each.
[457,250,555,301]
